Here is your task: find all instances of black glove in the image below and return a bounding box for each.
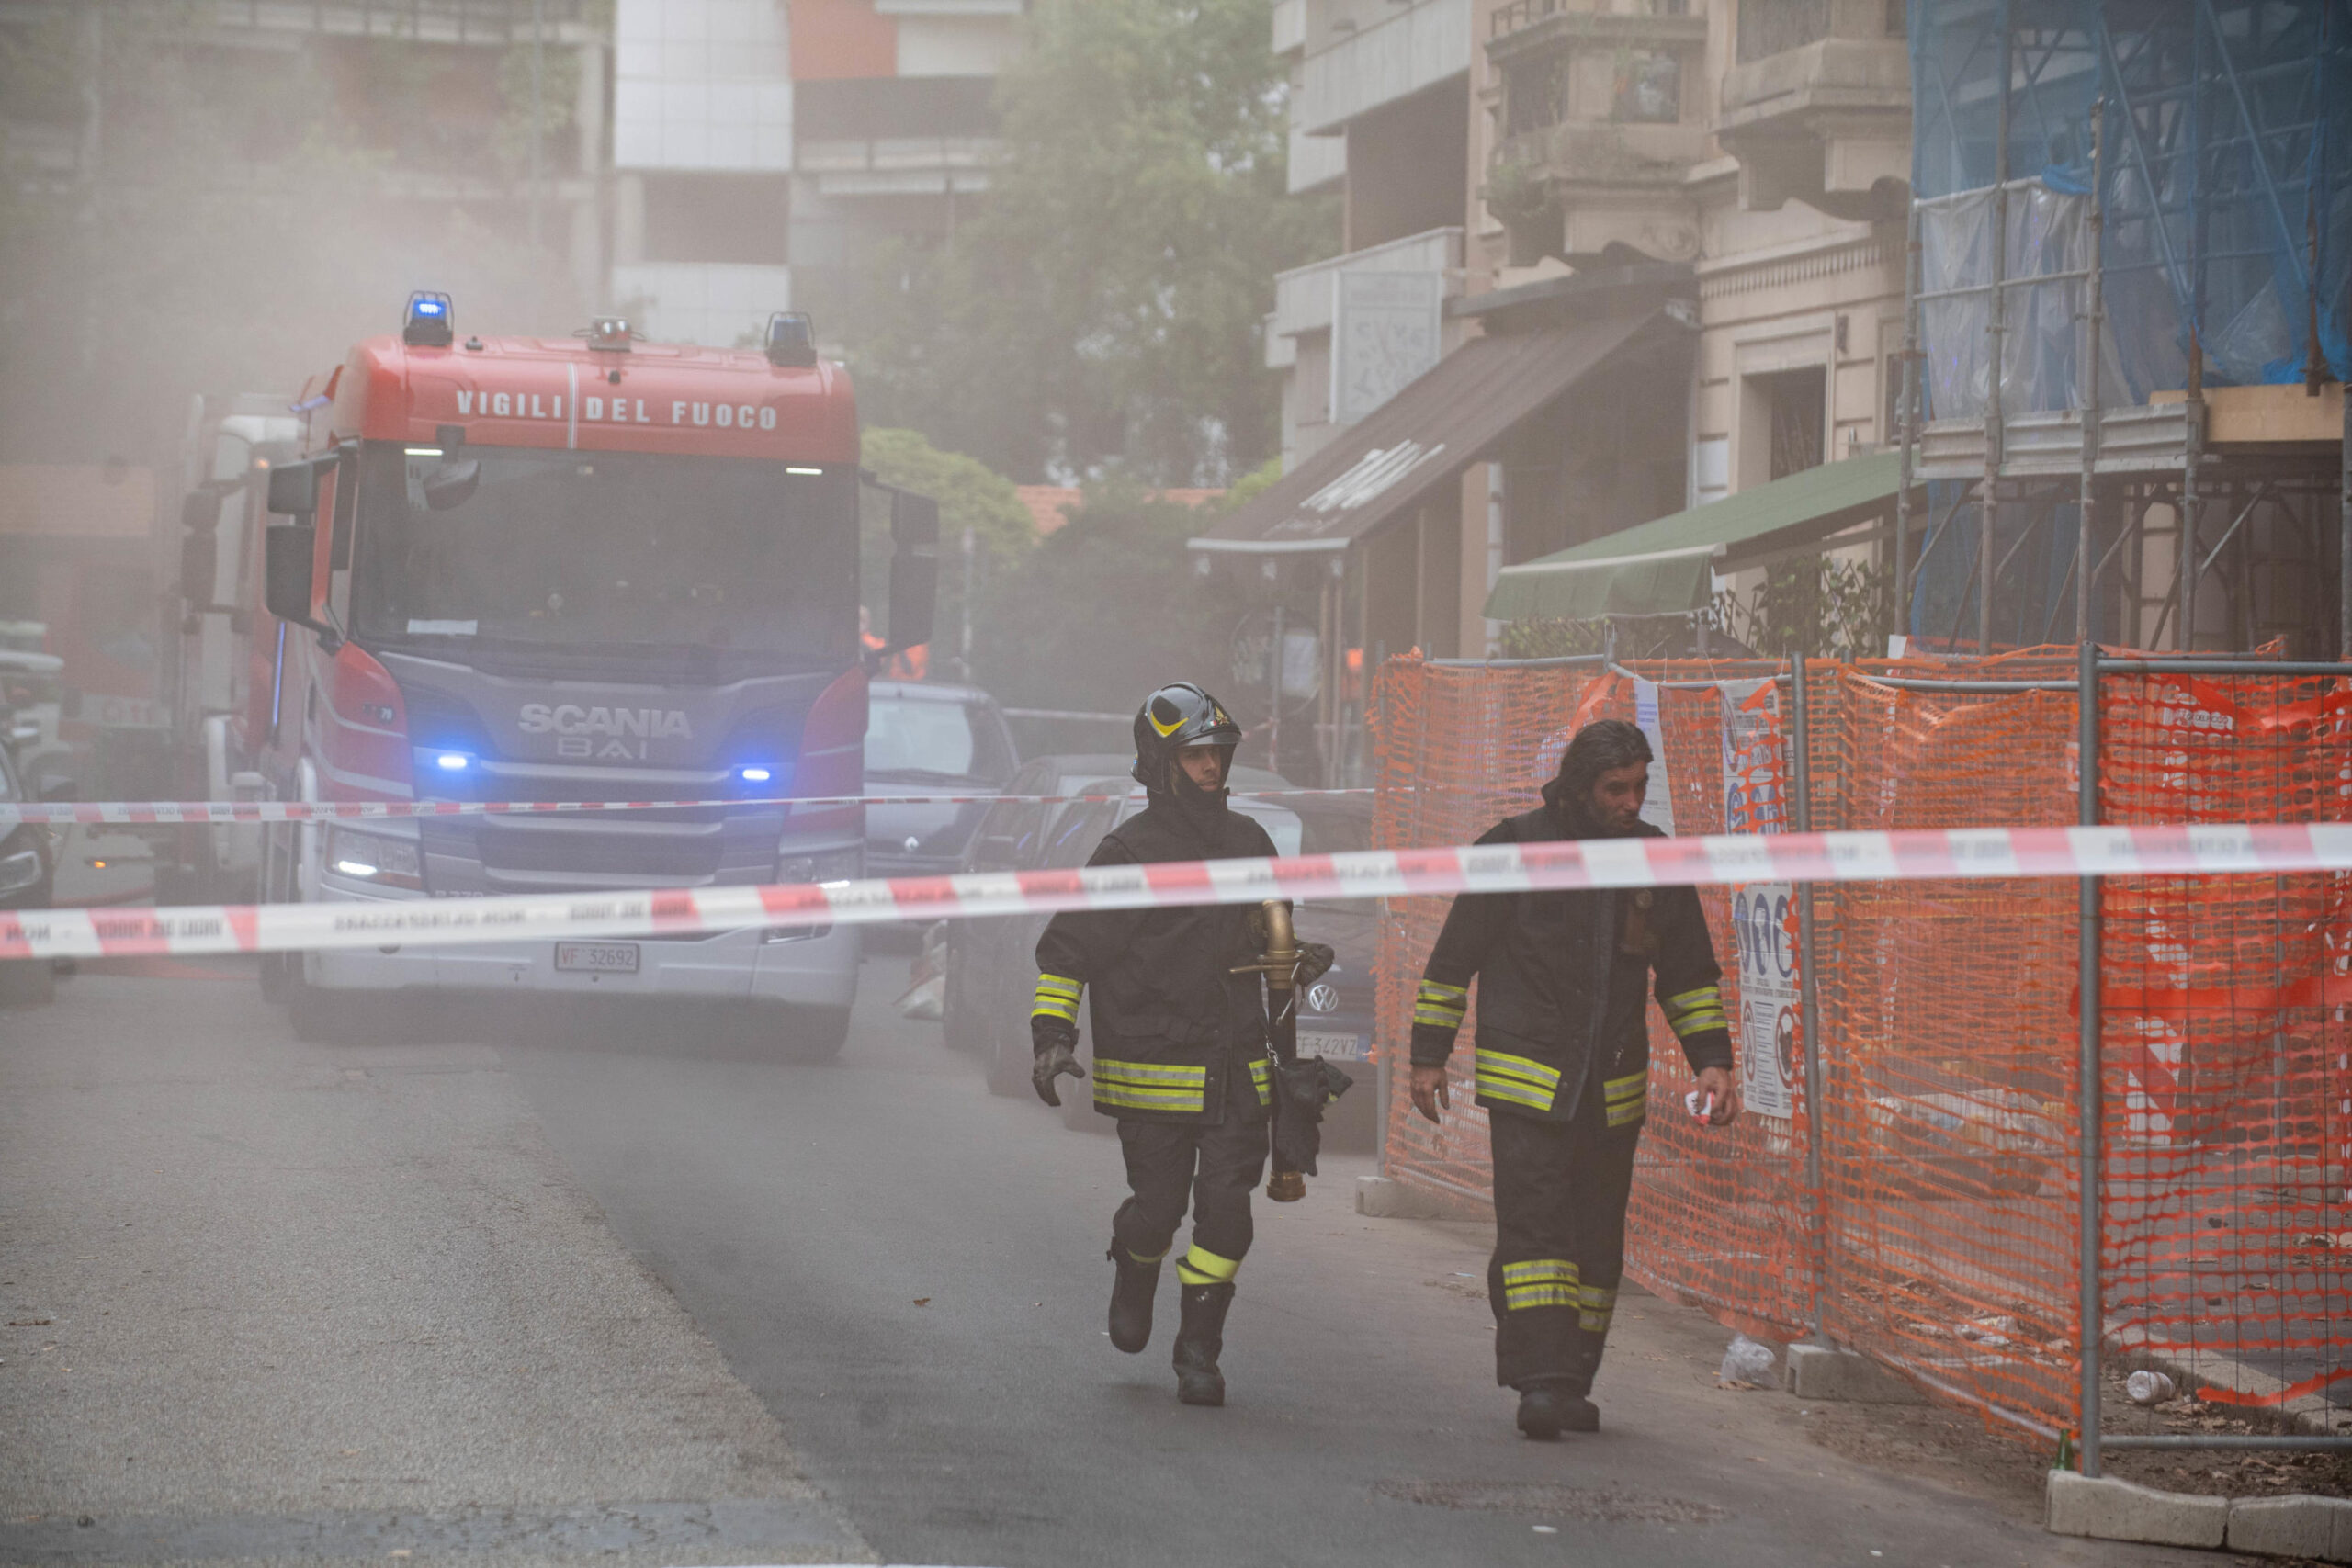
[1031,1017,1085,1107]
[1294,942,1336,987]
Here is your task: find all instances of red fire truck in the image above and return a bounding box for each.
[227,294,934,1053]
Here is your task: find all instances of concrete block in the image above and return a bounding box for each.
[1353,1175,1488,1222]
[2335,1495,2352,1564]
[2228,1494,2350,1560]
[1784,1342,1926,1404]
[2046,1472,2228,1549]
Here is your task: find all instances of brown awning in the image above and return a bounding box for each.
[1189,309,1667,558]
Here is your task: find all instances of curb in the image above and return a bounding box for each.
[2047,1472,2352,1560]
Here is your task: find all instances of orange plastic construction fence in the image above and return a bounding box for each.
[1368,648,2352,1445]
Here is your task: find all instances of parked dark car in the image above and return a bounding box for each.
[0,737,59,1005]
[864,679,1022,880]
[941,763,1381,1150]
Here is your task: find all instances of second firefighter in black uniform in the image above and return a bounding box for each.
[1409,717,1740,1440]
[1028,682,1326,1407]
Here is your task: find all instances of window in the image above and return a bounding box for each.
[1760,367,1827,480]
[1612,52,1681,123]
[865,695,1013,783]
[1737,0,1831,63]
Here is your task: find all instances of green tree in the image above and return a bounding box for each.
[973,479,1217,711]
[838,0,1337,486]
[857,427,1035,670]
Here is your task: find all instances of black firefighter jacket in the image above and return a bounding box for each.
[1409,784,1735,1129]
[1034,791,1278,1125]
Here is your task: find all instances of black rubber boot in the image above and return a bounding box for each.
[1516,1387,1565,1440]
[1171,1282,1234,1406]
[1106,1240,1161,1354]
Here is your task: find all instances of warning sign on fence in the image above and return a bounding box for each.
[1731,880,1800,1118]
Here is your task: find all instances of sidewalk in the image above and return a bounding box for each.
[0,966,871,1567]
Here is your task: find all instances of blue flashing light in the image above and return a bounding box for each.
[435,752,470,772]
[413,298,446,317]
[739,765,774,784]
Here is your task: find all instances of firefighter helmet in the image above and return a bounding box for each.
[1132,682,1242,787]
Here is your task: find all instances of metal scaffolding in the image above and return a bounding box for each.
[1895,0,2351,655]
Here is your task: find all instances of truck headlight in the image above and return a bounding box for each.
[324,826,423,891]
[775,845,862,886]
[0,845,43,896]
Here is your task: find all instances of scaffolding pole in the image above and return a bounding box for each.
[1982,0,2014,655]
[1896,201,1922,637]
[2077,100,2105,643]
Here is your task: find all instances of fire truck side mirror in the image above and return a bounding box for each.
[264,524,321,630]
[266,457,331,519]
[179,530,218,608]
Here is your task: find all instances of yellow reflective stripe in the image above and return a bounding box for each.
[1500,1258,1582,1312]
[1414,980,1467,1029]
[1665,985,1727,1038]
[1125,1243,1169,1263]
[1094,1058,1207,1085]
[1175,1245,1240,1285]
[1093,1083,1207,1111]
[1476,1049,1562,1089]
[1476,1077,1555,1111]
[1247,1056,1273,1106]
[1504,1284,1577,1310]
[1579,1282,1618,1333]
[1604,1070,1647,1125]
[1033,974,1083,1021]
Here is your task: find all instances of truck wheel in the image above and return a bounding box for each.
[775,1004,852,1064]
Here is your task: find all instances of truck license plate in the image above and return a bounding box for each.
[556,942,639,974]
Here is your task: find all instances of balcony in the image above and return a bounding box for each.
[1295,0,1473,137]
[1268,226,1464,358]
[1715,0,1909,218]
[1482,2,1707,267]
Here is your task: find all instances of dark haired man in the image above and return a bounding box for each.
[1410,716,1739,1439]
[1028,682,1328,1406]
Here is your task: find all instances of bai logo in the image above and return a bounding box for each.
[517,702,693,760]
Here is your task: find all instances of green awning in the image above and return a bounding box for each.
[1484,449,1918,622]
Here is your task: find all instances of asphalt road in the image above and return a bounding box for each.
[491,957,2200,1568]
[4,953,2214,1568]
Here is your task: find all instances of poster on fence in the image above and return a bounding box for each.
[1718,677,1787,835]
[1730,880,1800,1119]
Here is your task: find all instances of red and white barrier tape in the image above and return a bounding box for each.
[0,786,1374,829]
[3,821,2346,961]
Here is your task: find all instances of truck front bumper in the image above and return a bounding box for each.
[301,882,860,1010]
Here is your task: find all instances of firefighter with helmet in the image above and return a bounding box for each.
[1030,682,1329,1406]
[1409,717,1739,1439]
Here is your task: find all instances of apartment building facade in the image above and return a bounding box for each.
[609,0,1021,349]
[1206,0,1914,694]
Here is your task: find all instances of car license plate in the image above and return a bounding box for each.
[1296,1031,1365,1061]
[555,942,639,974]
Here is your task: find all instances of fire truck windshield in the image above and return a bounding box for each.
[348,443,856,671]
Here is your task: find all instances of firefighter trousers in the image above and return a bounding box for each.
[1487,1083,1644,1394]
[1114,1111,1270,1289]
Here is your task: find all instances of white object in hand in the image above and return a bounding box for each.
[1685,1089,1716,1121]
